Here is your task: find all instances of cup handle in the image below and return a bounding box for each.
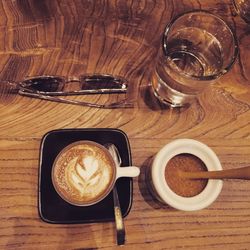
[116,166,140,179]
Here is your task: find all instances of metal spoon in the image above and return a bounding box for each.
[179,166,250,180]
[105,143,126,246]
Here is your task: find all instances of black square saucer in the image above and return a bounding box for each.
[38,128,133,224]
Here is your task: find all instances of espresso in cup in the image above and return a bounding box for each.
[52,140,117,206]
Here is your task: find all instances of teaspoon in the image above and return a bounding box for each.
[105,143,126,246]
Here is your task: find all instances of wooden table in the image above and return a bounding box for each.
[0,1,250,249]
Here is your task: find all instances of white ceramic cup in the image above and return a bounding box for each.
[52,141,140,206]
[148,139,223,211]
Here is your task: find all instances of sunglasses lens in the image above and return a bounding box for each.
[79,75,127,91]
[21,76,64,93]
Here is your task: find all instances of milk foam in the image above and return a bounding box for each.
[68,155,108,196]
[52,142,114,205]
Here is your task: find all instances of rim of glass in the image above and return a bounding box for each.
[162,10,239,81]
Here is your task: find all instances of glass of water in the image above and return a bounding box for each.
[151,10,238,107]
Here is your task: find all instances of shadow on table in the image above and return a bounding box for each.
[138,155,174,211]
[140,84,169,111]
[140,83,191,112]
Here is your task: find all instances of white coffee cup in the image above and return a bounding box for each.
[52,141,140,206]
[148,139,223,211]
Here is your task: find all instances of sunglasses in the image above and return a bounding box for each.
[2,74,133,108]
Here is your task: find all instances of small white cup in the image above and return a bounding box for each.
[148,139,223,211]
[52,141,140,206]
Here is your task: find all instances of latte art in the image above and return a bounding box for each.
[69,156,101,189]
[52,141,115,206]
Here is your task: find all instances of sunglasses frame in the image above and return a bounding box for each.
[19,74,128,95]
[14,74,133,108]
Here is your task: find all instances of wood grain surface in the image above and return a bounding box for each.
[0,0,250,249]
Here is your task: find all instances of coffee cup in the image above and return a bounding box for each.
[147,139,223,211]
[52,140,140,206]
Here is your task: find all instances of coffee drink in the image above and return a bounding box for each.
[52,141,116,206]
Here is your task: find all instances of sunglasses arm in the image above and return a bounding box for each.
[18,90,134,109]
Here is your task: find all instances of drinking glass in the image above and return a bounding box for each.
[151,10,238,107]
[233,0,250,23]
